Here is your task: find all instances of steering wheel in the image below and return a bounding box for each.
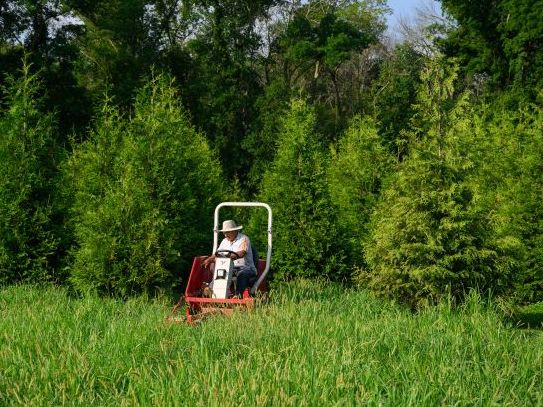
[215,249,239,259]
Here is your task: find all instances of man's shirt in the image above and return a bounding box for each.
[218,232,256,271]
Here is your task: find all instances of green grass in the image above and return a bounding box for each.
[1,281,542,406]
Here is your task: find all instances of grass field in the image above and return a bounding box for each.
[1,281,542,406]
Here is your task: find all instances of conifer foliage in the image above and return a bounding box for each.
[328,116,392,267]
[0,64,60,284]
[257,100,346,281]
[362,60,512,307]
[478,107,543,303]
[506,112,543,303]
[66,74,223,297]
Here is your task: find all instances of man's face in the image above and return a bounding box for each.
[224,230,237,242]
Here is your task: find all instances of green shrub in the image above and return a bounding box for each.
[256,99,346,281]
[66,74,223,297]
[0,63,61,284]
[475,104,543,304]
[361,59,514,308]
[327,115,393,268]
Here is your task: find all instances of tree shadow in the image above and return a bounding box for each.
[512,309,543,330]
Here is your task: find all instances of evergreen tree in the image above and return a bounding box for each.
[61,94,126,282]
[242,79,290,192]
[505,109,543,303]
[475,105,543,304]
[256,99,346,282]
[67,74,223,297]
[362,59,512,307]
[0,63,61,284]
[328,115,392,269]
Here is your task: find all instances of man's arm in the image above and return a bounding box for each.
[233,236,248,260]
[202,254,215,267]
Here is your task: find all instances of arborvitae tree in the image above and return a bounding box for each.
[67,74,223,297]
[504,109,543,303]
[476,105,543,304]
[327,115,392,268]
[62,96,126,285]
[0,63,61,284]
[256,99,346,282]
[242,80,290,192]
[361,59,512,308]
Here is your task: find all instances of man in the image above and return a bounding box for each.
[203,220,257,297]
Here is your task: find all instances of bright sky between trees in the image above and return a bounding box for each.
[386,0,444,41]
[386,0,443,29]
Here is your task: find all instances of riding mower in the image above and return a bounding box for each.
[168,202,272,323]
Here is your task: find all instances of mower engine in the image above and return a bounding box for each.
[212,257,234,299]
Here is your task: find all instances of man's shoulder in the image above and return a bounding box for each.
[237,232,249,240]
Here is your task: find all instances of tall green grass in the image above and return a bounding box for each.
[1,282,542,406]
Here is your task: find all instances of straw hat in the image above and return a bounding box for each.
[219,220,243,232]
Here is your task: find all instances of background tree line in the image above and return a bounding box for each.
[0,0,542,307]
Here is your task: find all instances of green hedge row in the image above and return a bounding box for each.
[1,59,542,306]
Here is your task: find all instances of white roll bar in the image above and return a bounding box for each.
[212,202,272,294]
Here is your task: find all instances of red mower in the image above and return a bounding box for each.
[168,202,272,323]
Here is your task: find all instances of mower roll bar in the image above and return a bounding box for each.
[212,202,272,295]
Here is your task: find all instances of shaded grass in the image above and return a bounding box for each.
[511,302,543,329]
[1,281,542,406]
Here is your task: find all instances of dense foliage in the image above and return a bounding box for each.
[438,0,543,91]
[328,115,392,268]
[65,75,223,296]
[473,106,543,303]
[0,0,542,306]
[362,60,514,307]
[257,100,346,281]
[0,64,61,284]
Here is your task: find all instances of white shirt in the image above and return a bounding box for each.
[218,232,256,271]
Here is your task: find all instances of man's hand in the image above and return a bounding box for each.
[202,255,214,267]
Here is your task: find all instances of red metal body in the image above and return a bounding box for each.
[183,256,269,323]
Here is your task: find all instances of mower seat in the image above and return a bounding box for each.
[248,243,259,284]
